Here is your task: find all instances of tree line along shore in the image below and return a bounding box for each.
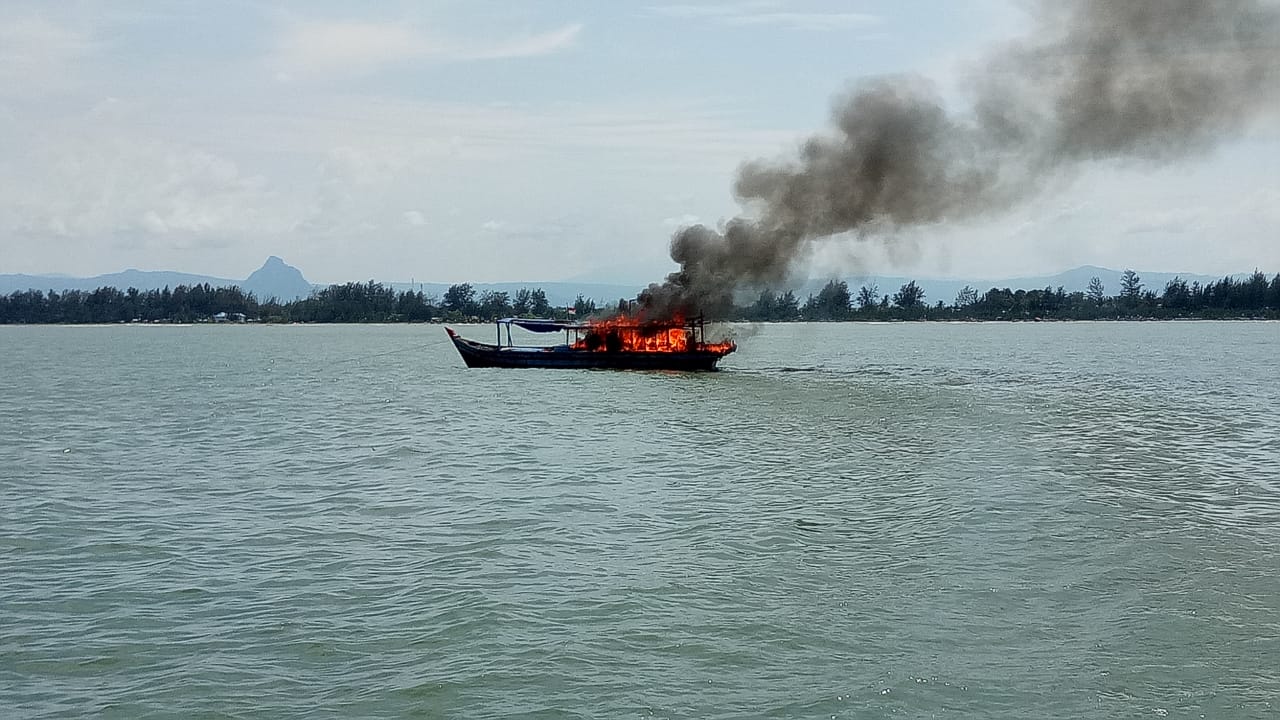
[2,270,1278,324]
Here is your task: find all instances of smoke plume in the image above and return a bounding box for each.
[640,0,1279,317]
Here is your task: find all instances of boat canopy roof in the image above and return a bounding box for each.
[498,318,584,333]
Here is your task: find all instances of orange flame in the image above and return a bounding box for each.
[572,315,735,355]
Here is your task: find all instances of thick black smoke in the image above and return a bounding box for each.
[640,0,1279,317]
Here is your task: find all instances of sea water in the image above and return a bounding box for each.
[2,322,1277,718]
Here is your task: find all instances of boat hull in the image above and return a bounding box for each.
[446,329,730,371]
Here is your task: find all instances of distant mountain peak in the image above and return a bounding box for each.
[241,256,313,302]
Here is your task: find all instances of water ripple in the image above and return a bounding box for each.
[2,323,1278,719]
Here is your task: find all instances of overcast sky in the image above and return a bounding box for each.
[2,1,1276,284]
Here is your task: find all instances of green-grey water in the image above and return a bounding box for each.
[2,322,1278,719]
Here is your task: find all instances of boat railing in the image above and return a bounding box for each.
[492,315,711,349]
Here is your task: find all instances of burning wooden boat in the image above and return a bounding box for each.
[446,316,735,370]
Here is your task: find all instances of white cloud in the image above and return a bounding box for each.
[723,11,880,30]
[3,3,1272,284]
[0,15,93,95]
[1123,209,1202,236]
[159,93,793,169]
[3,130,289,257]
[647,3,880,31]
[271,19,582,77]
[320,146,408,187]
[274,20,423,76]
[294,146,417,237]
[662,213,702,228]
[647,0,780,20]
[0,87,797,279]
[459,23,583,61]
